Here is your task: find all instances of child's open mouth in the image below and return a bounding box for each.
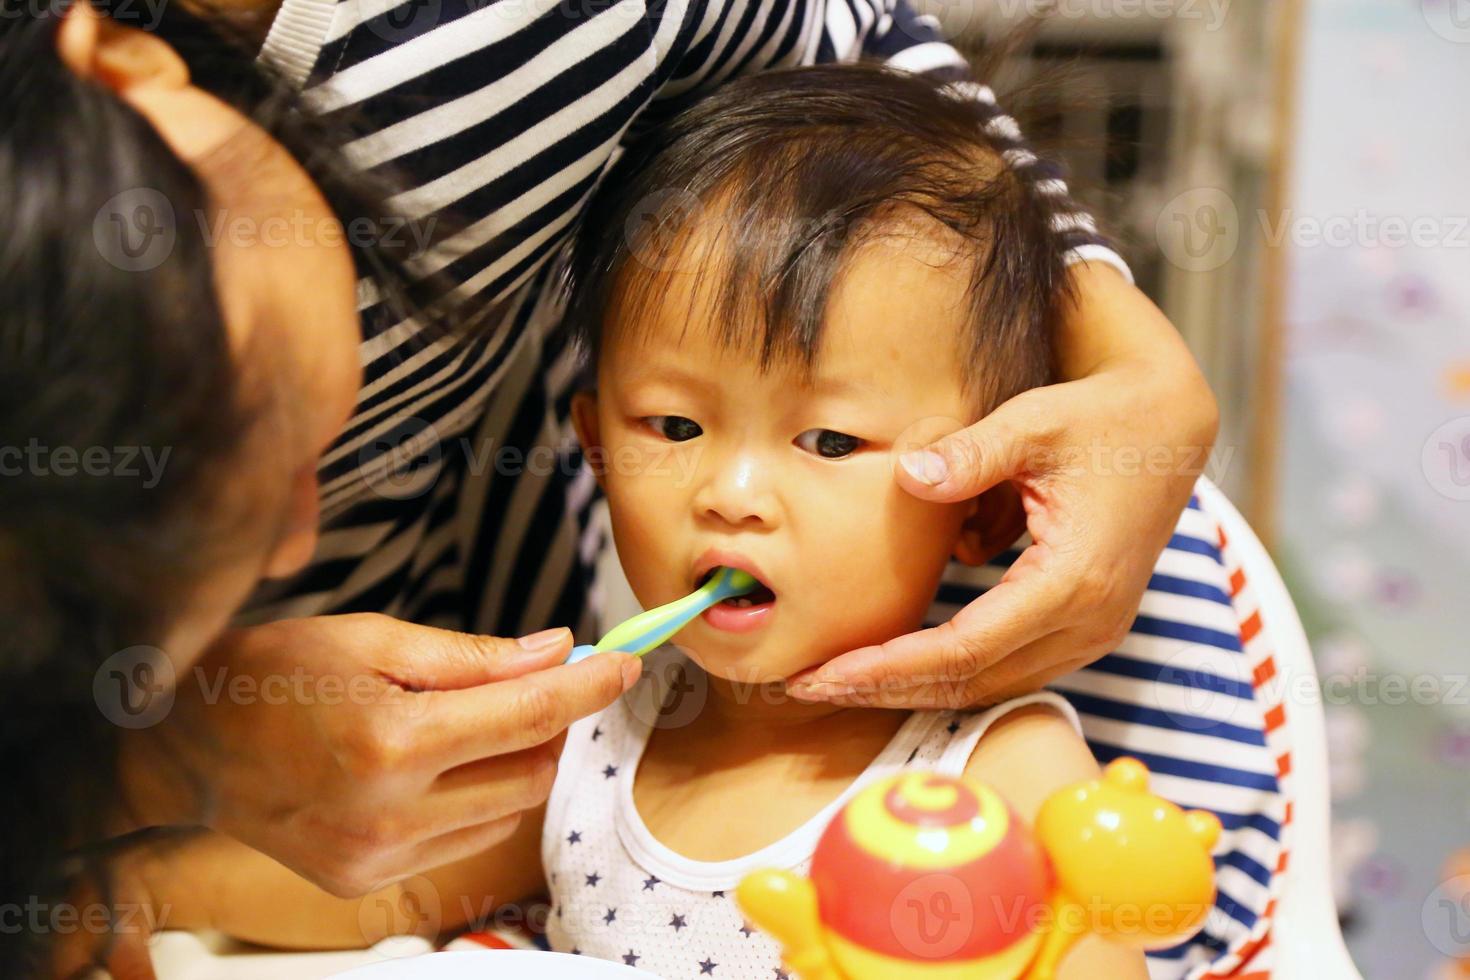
[695,565,776,633]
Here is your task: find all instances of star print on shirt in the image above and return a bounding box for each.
[947,719,961,734]
[739,923,755,938]
[623,951,640,966]
[699,958,718,974]
[603,764,619,779]
[711,890,725,898]
[567,830,582,845]
[586,872,601,887]
[604,907,618,924]
[774,970,790,979]
[642,876,660,891]
[592,725,604,741]
[670,913,687,931]
[906,748,918,764]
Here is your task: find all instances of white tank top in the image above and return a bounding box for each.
[541,647,1081,978]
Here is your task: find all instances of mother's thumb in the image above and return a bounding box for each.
[390,625,575,691]
[895,401,1037,502]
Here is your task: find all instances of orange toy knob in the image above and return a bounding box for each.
[1034,758,1221,953]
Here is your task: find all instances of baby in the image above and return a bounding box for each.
[125,65,1148,979]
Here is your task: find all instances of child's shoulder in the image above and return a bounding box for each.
[920,689,1083,756]
[947,691,1097,823]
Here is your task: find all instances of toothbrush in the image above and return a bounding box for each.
[564,566,758,664]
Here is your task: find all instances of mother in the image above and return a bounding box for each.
[0,0,1214,972]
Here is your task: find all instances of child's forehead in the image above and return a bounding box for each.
[604,245,972,408]
[611,220,972,365]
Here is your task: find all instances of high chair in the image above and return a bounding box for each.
[1190,478,1361,980]
[134,478,1360,980]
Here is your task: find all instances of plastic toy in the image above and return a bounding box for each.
[736,758,1221,980]
[564,566,757,664]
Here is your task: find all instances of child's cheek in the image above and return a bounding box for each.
[793,474,961,654]
[603,448,695,612]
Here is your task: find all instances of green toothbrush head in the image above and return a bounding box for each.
[726,568,758,593]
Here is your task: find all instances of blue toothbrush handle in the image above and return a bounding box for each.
[565,643,600,664]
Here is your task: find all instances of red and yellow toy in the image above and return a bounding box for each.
[736,758,1221,980]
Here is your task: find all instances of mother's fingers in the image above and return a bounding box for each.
[399,814,527,889]
[428,745,560,834]
[970,647,1101,705]
[424,652,639,770]
[788,563,1069,706]
[895,389,1062,503]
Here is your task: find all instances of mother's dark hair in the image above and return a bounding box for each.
[0,1,446,972]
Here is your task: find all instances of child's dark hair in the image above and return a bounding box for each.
[0,1,452,972]
[565,64,1077,414]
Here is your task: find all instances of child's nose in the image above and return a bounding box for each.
[694,452,780,529]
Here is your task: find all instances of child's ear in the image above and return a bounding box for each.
[952,482,1027,566]
[570,390,606,488]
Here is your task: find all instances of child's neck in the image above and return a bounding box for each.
[636,662,911,861]
[698,673,853,731]
[652,664,910,763]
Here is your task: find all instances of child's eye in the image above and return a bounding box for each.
[645,416,703,442]
[795,428,864,459]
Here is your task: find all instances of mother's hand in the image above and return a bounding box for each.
[117,614,638,896]
[788,263,1219,708]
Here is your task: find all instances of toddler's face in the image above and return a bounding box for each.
[574,220,985,684]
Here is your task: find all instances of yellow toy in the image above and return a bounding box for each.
[736,758,1221,980]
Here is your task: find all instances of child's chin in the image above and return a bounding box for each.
[672,639,809,687]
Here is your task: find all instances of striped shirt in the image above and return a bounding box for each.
[244,0,1282,975]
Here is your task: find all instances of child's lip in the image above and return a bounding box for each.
[702,599,775,633]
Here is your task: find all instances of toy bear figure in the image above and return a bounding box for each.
[736,758,1221,980]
